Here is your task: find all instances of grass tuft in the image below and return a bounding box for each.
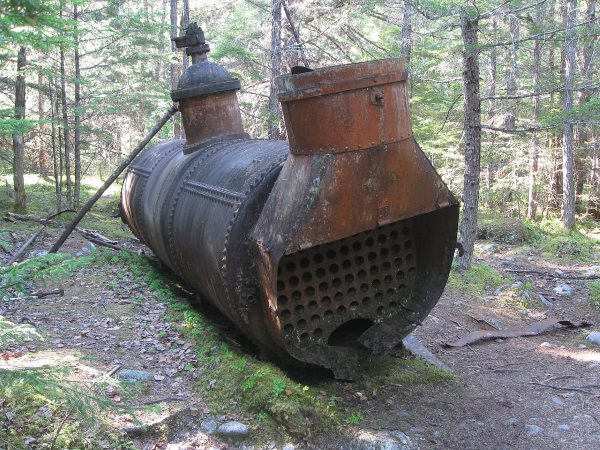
[447,262,509,295]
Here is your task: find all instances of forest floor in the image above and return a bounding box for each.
[1,180,599,450]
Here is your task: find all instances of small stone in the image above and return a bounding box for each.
[524,424,543,436]
[117,369,154,381]
[557,424,570,431]
[551,397,564,406]
[506,418,518,426]
[585,331,600,347]
[577,344,587,349]
[340,430,414,450]
[282,445,295,450]
[495,339,504,344]
[217,421,249,437]
[538,294,554,309]
[488,318,504,330]
[200,418,217,435]
[540,342,552,348]
[482,244,497,253]
[553,284,573,296]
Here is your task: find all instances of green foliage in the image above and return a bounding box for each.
[448,262,509,295]
[0,315,43,349]
[346,411,363,425]
[0,367,134,449]
[588,282,600,311]
[525,219,598,262]
[0,250,111,298]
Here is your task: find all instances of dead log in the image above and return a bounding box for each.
[7,226,44,265]
[31,288,64,298]
[49,105,178,253]
[506,268,600,280]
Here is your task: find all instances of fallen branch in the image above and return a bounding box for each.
[529,381,595,395]
[31,288,64,299]
[82,235,124,251]
[7,227,44,265]
[5,210,76,227]
[50,105,178,253]
[6,213,127,252]
[141,396,187,405]
[505,268,600,280]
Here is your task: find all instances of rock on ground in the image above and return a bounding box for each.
[585,331,600,347]
[216,421,250,437]
[553,284,573,296]
[339,430,414,450]
[200,418,218,435]
[117,369,154,381]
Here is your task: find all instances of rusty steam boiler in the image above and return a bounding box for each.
[121,24,459,379]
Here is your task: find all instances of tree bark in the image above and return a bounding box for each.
[562,0,577,230]
[401,0,412,66]
[457,11,481,270]
[581,0,598,214]
[73,3,82,207]
[268,0,283,140]
[486,17,497,189]
[38,71,48,173]
[527,3,543,220]
[59,43,72,208]
[170,0,180,138]
[50,77,61,212]
[504,7,519,130]
[181,0,190,71]
[282,0,308,68]
[13,46,27,212]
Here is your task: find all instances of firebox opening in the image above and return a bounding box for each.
[328,319,374,348]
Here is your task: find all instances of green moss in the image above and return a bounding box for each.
[588,281,600,311]
[447,262,509,295]
[115,252,454,442]
[524,219,599,262]
[0,250,114,298]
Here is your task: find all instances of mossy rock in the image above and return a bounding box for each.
[477,218,528,244]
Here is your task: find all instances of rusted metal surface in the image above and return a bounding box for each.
[121,24,460,379]
[444,319,591,348]
[170,24,245,153]
[278,60,409,155]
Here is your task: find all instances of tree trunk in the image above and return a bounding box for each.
[268,0,283,140]
[486,17,497,189]
[50,77,61,212]
[60,43,72,208]
[282,0,308,68]
[581,0,597,214]
[38,71,48,173]
[13,46,27,212]
[181,0,190,71]
[401,0,412,66]
[562,0,577,230]
[170,0,180,138]
[504,7,519,130]
[527,4,543,220]
[73,3,82,207]
[457,11,481,270]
